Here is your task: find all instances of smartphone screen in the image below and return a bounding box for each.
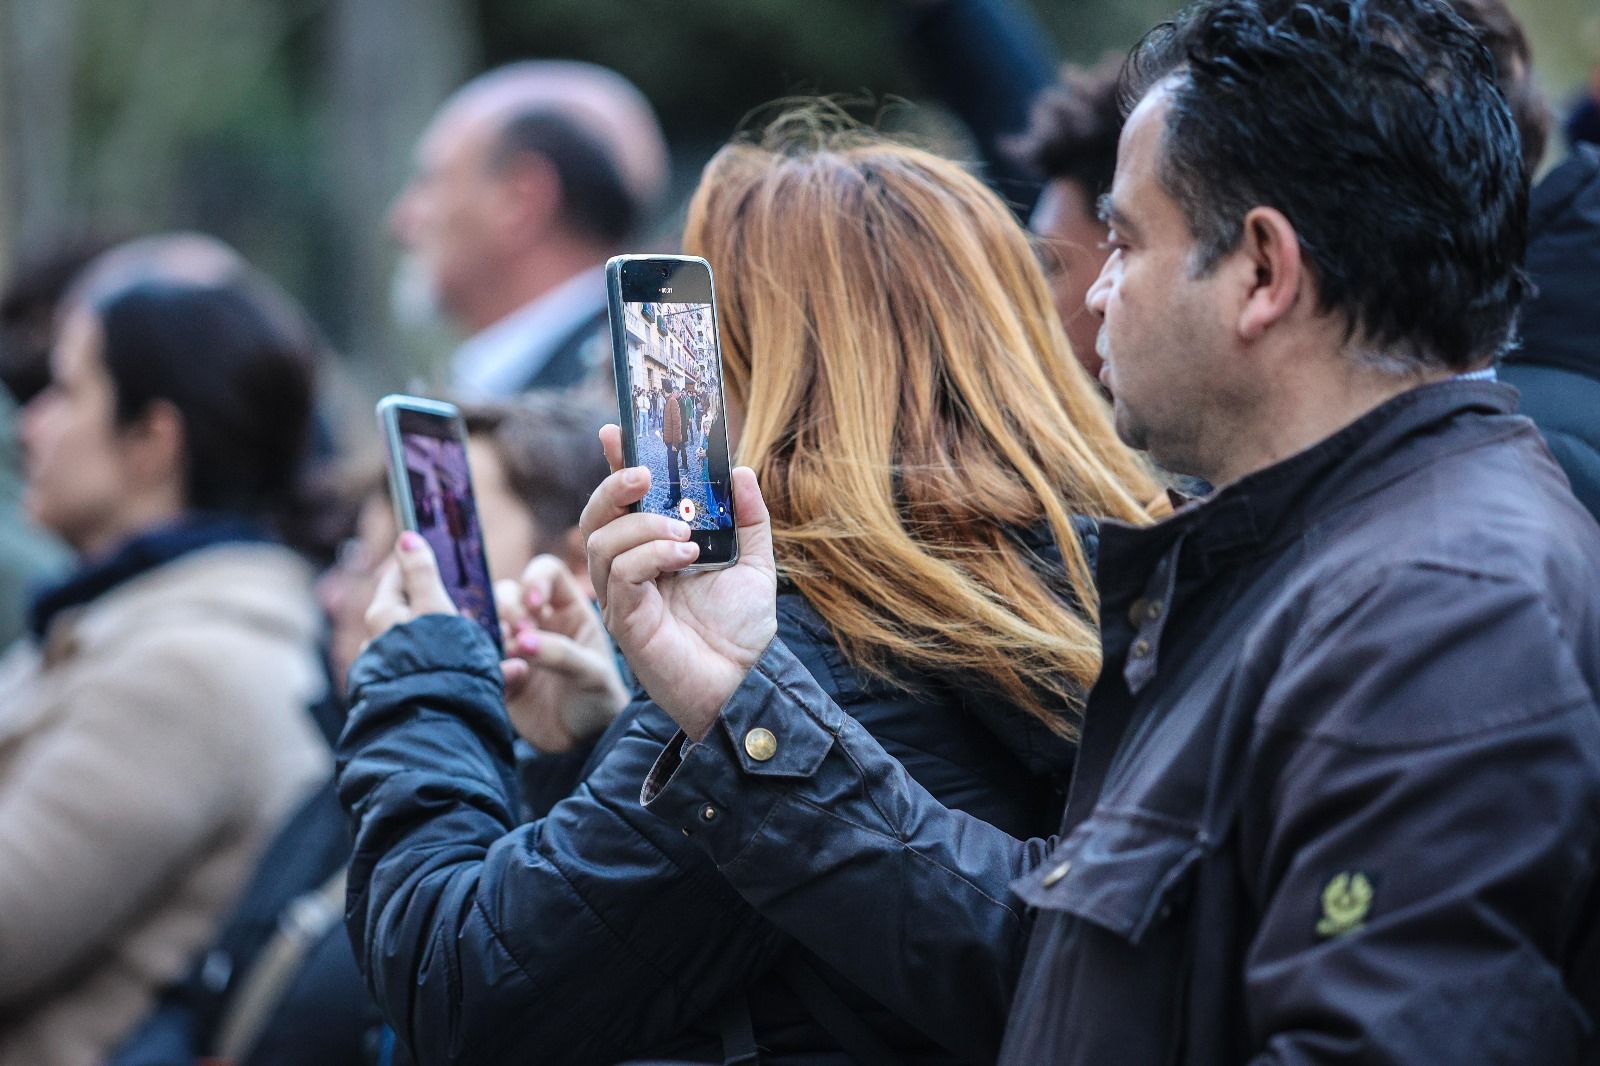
[608,256,737,568]
[377,398,502,653]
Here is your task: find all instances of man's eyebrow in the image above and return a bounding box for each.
[1096,193,1137,237]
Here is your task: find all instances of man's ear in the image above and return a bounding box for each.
[497,154,562,238]
[123,399,187,492]
[1235,206,1304,343]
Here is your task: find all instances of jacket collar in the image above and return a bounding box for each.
[1097,380,1518,596]
[29,513,273,641]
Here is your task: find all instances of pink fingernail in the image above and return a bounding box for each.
[518,631,540,655]
[399,532,423,552]
[525,588,544,607]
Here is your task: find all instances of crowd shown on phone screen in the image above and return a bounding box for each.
[0,0,1599,1063]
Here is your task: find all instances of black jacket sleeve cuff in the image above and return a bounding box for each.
[640,637,838,865]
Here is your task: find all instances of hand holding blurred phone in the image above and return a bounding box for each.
[605,254,738,569]
[376,395,503,653]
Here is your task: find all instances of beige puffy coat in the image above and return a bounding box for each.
[0,544,330,1065]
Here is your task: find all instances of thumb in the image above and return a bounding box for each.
[395,532,456,616]
[730,467,777,580]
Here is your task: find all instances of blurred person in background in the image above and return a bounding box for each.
[1565,16,1600,148]
[0,252,332,1065]
[1450,0,1600,524]
[1012,58,1123,379]
[109,392,613,1066]
[0,236,123,409]
[894,0,1058,217]
[0,242,116,648]
[391,61,668,400]
[342,113,1161,1065]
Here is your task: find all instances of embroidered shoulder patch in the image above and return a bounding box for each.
[1316,872,1373,938]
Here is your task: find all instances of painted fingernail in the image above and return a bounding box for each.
[525,587,544,607]
[517,631,540,655]
[399,532,423,552]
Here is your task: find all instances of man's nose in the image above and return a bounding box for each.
[1086,264,1112,319]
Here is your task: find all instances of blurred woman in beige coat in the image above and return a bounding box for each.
[0,248,328,1065]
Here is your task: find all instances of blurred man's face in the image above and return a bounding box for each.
[1086,84,1235,476]
[1032,178,1113,378]
[390,112,507,327]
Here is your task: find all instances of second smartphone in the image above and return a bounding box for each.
[605,254,738,569]
[376,395,503,653]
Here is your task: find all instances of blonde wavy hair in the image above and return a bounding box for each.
[684,112,1161,736]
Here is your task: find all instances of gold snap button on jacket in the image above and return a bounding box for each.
[1041,860,1072,888]
[744,727,778,762]
[1127,599,1148,627]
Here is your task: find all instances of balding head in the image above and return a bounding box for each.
[392,62,668,334]
[438,61,667,213]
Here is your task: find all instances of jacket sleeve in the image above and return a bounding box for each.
[336,614,790,1066]
[1241,564,1600,1064]
[641,636,1056,1062]
[0,642,249,1001]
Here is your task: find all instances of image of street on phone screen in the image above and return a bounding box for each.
[621,300,733,531]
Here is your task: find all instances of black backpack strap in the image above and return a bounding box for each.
[778,954,901,1066]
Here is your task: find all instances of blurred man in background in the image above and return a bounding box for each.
[1451,0,1600,523]
[1013,58,1123,378]
[390,61,668,399]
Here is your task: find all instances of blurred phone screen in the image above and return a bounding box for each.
[394,408,501,652]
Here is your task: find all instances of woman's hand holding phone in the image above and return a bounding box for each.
[581,424,778,742]
[366,535,630,753]
[364,532,459,634]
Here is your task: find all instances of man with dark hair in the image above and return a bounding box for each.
[391,61,667,397]
[1012,57,1124,376]
[579,0,1600,1063]
[1449,0,1600,524]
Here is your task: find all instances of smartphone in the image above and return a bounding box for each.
[605,254,738,569]
[375,395,502,654]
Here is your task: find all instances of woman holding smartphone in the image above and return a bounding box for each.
[343,115,1162,1065]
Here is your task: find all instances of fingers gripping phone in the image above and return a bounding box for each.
[376,395,503,653]
[606,254,738,569]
